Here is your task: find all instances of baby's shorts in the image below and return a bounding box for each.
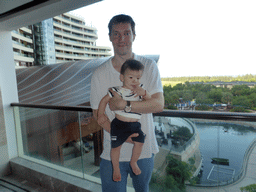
[111,118,146,148]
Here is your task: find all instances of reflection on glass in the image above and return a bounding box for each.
[16,107,102,178]
[150,116,256,191]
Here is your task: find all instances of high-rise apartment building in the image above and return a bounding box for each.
[12,12,111,67]
[12,27,35,67]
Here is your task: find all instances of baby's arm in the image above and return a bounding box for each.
[97,94,111,125]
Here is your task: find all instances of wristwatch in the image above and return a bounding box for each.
[124,101,131,112]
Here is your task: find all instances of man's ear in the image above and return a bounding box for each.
[133,33,136,41]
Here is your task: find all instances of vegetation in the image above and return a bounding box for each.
[162,74,256,83]
[173,127,193,141]
[163,80,256,112]
[240,184,256,192]
[150,155,195,192]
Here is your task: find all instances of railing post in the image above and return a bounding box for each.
[13,106,24,156]
[93,129,103,166]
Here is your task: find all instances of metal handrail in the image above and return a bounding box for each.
[10,102,92,112]
[154,110,256,122]
[11,102,256,122]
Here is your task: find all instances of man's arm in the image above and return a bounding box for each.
[108,90,164,114]
[93,109,111,133]
[98,95,111,119]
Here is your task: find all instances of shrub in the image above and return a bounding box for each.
[240,184,256,192]
[230,106,250,112]
[173,127,193,141]
[166,155,192,190]
[195,105,212,111]
[166,105,178,110]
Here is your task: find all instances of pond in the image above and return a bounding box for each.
[195,121,256,185]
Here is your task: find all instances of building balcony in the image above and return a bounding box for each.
[53,29,97,43]
[12,41,34,53]
[11,31,33,43]
[53,20,97,38]
[55,14,97,34]
[8,59,256,191]
[55,52,100,60]
[54,36,91,47]
[13,52,34,62]
[20,27,32,34]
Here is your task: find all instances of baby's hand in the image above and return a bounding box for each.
[97,114,108,125]
[132,87,146,97]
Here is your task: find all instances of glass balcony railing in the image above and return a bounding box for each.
[10,103,256,191]
[11,103,102,184]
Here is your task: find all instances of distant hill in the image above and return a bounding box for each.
[162,74,256,83]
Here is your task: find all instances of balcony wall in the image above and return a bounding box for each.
[0,86,10,177]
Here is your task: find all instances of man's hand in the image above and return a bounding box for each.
[125,133,139,144]
[108,89,126,111]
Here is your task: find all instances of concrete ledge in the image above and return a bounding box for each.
[10,157,102,192]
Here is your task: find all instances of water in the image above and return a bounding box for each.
[194,121,256,185]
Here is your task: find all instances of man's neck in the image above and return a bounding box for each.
[112,53,134,73]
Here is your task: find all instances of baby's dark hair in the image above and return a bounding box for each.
[120,59,144,75]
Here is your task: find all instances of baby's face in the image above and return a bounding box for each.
[120,69,143,90]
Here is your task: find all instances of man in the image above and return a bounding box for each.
[90,14,164,192]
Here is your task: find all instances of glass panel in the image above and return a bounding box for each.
[77,111,101,179]
[150,115,256,191]
[14,106,101,179]
[16,106,82,167]
[13,107,74,173]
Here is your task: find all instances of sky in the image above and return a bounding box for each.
[70,0,256,78]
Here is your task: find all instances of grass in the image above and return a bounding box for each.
[161,81,183,87]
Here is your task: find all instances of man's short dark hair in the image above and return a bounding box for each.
[121,59,144,75]
[108,14,136,36]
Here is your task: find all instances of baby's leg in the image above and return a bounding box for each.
[111,145,122,182]
[130,141,144,175]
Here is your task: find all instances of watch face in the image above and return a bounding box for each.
[125,106,131,112]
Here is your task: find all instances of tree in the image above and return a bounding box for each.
[231,85,251,96]
[248,93,256,109]
[166,155,192,189]
[207,89,223,103]
[221,92,233,104]
[200,84,214,92]
[173,83,185,90]
[165,92,179,106]
[173,126,193,140]
[195,92,207,104]
[232,96,252,109]
[182,90,193,102]
[163,84,172,93]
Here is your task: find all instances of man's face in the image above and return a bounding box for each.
[109,23,135,56]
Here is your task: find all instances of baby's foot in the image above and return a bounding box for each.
[130,162,141,175]
[113,168,121,182]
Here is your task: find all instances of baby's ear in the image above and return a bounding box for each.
[120,74,124,82]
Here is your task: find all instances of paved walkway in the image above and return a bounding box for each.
[186,144,256,192]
